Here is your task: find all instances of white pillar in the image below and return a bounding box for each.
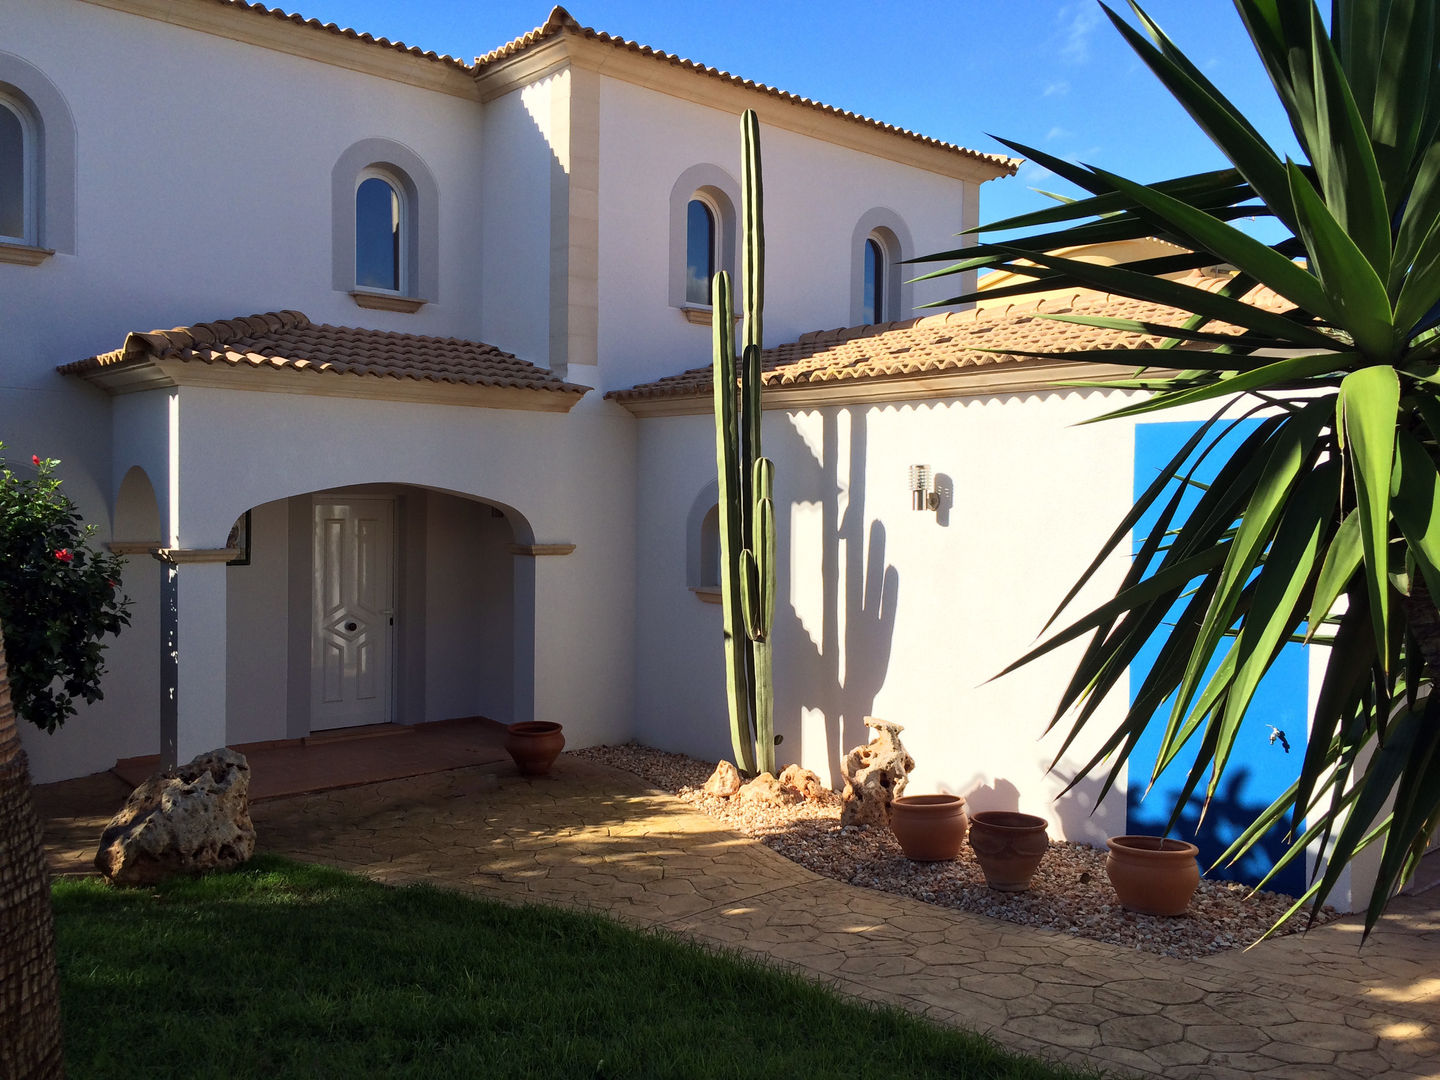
[156,549,231,766]
[509,543,577,732]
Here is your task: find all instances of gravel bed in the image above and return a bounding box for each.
[571,743,1336,959]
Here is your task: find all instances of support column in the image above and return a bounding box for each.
[509,543,576,732]
[155,548,234,767]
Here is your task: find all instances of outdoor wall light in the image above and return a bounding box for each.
[909,464,939,511]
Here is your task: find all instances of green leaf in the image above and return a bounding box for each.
[986,244,1338,350]
[1286,161,1398,360]
[1337,365,1400,669]
[1306,509,1363,638]
[1390,429,1440,602]
[1106,2,1299,235]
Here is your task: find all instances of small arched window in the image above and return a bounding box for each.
[355,173,402,293]
[699,504,721,588]
[862,237,885,325]
[685,198,716,305]
[0,96,34,245]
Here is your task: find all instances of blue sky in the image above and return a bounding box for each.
[292,1,1296,233]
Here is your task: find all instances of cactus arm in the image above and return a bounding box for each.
[711,270,757,776]
[741,109,764,356]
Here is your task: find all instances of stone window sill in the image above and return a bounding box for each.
[680,304,743,326]
[351,289,427,313]
[692,585,722,604]
[0,241,54,266]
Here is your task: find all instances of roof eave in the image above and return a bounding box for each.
[80,0,480,100]
[62,356,589,413]
[473,24,1016,183]
[610,359,1142,416]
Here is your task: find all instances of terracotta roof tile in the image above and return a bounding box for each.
[607,271,1295,405]
[476,7,1017,175]
[194,0,471,69]
[60,310,587,397]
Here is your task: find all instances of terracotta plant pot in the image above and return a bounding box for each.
[889,794,968,861]
[968,811,1050,892]
[504,721,566,776]
[1105,835,1201,916]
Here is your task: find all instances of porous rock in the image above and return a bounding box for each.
[778,763,826,801]
[95,748,256,886]
[735,771,800,808]
[840,717,914,828]
[702,759,742,798]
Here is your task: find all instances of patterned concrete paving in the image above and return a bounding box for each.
[40,757,1440,1079]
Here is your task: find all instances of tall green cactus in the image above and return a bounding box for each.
[712,110,776,777]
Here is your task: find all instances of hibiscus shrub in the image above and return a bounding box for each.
[0,446,131,732]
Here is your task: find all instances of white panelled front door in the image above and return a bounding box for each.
[311,497,395,730]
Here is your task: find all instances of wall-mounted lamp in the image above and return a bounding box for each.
[909,464,939,511]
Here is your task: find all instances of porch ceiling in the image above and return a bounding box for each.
[59,310,590,412]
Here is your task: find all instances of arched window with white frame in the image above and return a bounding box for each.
[861,236,886,325]
[850,211,913,326]
[331,139,439,311]
[355,170,403,293]
[685,196,717,305]
[669,165,740,321]
[0,92,36,247]
[0,59,76,264]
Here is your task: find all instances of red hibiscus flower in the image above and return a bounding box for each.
[54,548,73,563]
[31,454,40,466]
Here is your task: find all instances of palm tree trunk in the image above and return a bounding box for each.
[0,621,65,1079]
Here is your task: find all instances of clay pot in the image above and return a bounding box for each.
[968,811,1050,892]
[889,794,968,861]
[504,721,566,776]
[1105,835,1201,916]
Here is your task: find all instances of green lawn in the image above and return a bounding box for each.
[52,856,1106,1079]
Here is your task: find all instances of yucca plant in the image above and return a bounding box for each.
[914,0,1440,935]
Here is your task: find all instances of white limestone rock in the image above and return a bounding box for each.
[95,748,256,886]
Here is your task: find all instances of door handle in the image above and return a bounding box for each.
[344,621,358,632]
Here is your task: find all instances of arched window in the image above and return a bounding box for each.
[685,198,716,305]
[0,95,35,246]
[0,60,75,264]
[850,212,912,325]
[862,237,885,325]
[355,172,402,292]
[332,139,439,311]
[669,165,740,320]
[698,504,721,588]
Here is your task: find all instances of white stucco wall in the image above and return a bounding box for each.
[21,381,639,781]
[633,388,1143,847]
[593,76,979,394]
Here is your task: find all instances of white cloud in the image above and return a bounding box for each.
[1059,3,1103,64]
[1045,126,1070,141]
[1043,80,1071,97]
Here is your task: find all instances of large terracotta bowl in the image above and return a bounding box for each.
[504,721,566,776]
[889,794,968,861]
[1105,835,1201,916]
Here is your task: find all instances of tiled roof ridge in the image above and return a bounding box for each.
[201,0,472,69]
[475,7,1018,174]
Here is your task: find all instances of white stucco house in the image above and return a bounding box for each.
[2,0,1381,907]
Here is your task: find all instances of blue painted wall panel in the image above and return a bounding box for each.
[1128,420,1309,894]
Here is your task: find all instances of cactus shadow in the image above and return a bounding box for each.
[773,408,900,786]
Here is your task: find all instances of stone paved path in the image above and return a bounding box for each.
[42,758,1440,1079]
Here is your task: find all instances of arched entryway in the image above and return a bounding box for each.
[224,483,533,746]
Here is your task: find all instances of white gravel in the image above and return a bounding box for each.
[571,743,1337,959]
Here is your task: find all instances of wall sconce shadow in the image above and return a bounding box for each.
[933,472,953,528]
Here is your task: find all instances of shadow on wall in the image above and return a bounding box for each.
[774,408,899,781]
[1049,767,1129,851]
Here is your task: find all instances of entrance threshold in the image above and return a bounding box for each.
[112,716,511,801]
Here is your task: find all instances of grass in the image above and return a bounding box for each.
[52,855,1105,1080]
